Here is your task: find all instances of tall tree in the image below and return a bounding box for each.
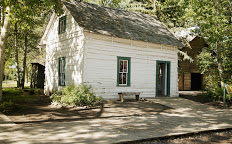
[0,0,65,103]
[14,23,20,87]
[192,0,231,87]
[0,5,11,103]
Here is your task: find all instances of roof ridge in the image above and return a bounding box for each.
[70,0,159,20]
[62,0,184,47]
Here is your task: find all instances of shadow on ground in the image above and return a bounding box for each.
[1,96,232,144]
[6,96,172,124]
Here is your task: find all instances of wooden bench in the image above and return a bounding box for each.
[118,92,140,102]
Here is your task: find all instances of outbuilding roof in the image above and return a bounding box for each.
[62,0,183,47]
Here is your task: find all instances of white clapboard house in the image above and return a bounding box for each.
[40,0,183,99]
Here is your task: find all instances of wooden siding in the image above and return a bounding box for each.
[83,32,179,99]
[44,8,179,98]
[44,8,85,94]
[178,37,207,90]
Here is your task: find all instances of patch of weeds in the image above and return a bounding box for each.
[50,84,104,107]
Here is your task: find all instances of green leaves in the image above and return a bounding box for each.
[50,84,103,107]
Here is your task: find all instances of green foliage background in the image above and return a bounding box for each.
[1,0,231,103]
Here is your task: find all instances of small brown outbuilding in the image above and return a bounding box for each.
[30,63,45,89]
[178,36,208,91]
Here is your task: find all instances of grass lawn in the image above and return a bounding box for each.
[2,80,30,88]
[0,88,42,114]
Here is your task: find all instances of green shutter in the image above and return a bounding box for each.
[117,57,120,86]
[127,57,131,86]
[63,57,66,86]
[58,57,66,86]
[167,62,171,96]
[117,56,131,87]
[58,58,61,85]
[64,15,66,33]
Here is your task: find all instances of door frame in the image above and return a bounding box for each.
[156,60,171,96]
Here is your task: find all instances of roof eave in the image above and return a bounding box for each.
[39,12,56,46]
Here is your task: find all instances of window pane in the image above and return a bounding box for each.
[124,60,127,72]
[62,60,64,72]
[60,20,65,32]
[63,73,65,84]
[61,74,63,84]
[119,73,123,84]
[60,61,62,72]
[120,61,123,72]
[60,21,62,32]
[123,73,127,84]
[61,60,64,73]
[60,75,63,84]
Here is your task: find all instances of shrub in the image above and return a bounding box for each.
[204,88,223,101]
[50,84,103,107]
[226,93,232,103]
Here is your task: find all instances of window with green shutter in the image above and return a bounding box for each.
[58,57,66,86]
[117,56,131,86]
[58,16,66,34]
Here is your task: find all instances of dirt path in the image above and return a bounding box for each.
[2,91,232,144]
[6,96,171,124]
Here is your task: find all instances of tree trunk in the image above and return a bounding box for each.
[216,41,224,87]
[3,61,6,84]
[214,0,224,87]
[15,23,21,88]
[1,4,5,27]
[0,6,11,103]
[153,0,157,12]
[21,35,28,89]
[26,65,28,83]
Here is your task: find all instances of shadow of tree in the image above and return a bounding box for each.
[1,98,232,144]
[7,97,172,124]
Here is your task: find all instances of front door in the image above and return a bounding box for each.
[156,61,170,96]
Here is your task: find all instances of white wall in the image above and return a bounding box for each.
[83,32,179,99]
[44,9,85,95]
[44,9,179,98]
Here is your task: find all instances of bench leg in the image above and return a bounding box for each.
[136,95,139,101]
[119,94,123,102]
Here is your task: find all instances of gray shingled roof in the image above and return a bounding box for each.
[63,0,183,47]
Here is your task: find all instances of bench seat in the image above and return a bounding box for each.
[118,92,140,102]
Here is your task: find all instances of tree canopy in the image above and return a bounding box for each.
[0,0,231,102]
[0,0,68,102]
